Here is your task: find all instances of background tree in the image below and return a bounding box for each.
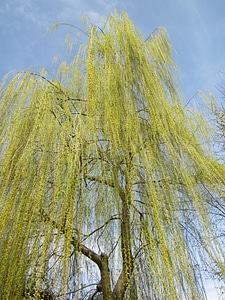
[1,12,225,300]
[205,81,225,294]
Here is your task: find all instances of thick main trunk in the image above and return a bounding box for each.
[100,253,113,299]
[112,163,134,300]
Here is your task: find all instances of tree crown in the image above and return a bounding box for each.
[0,11,225,300]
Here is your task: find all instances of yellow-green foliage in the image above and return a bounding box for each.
[0,12,225,299]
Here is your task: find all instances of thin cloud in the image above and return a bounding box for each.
[1,0,52,31]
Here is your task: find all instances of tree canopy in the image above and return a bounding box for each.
[1,12,225,300]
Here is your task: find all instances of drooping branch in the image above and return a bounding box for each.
[23,288,54,299]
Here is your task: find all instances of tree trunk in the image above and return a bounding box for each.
[100,253,113,299]
[112,157,134,300]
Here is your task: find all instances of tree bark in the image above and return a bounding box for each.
[112,158,134,300]
[71,238,113,299]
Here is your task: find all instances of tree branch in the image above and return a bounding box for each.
[83,215,120,241]
[86,175,115,188]
[39,209,113,299]
[71,237,102,269]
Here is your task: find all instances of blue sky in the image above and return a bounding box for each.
[0,0,224,298]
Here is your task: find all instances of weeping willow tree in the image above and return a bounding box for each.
[1,12,225,300]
